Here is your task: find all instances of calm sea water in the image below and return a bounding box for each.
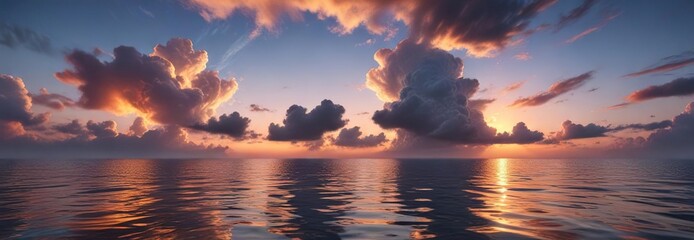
[0,158,692,239]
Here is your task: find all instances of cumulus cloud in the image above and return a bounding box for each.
[190,112,251,138]
[495,122,544,144]
[129,117,148,137]
[622,51,694,78]
[369,40,543,144]
[554,0,597,31]
[0,74,49,126]
[611,77,694,108]
[151,38,208,87]
[30,88,76,110]
[249,104,271,112]
[510,71,593,107]
[186,0,556,57]
[554,120,610,140]
[268,100,347,141]
[0,22,54,55]
[55,38,238,127]
[613,102,694,157]
[332,126,387,148]
[641,102,694,152]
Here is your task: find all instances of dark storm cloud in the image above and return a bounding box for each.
[510,71,593,107]
[554,0,597,31]
[54,38,238,126]
[369,40,543,144]
[0,74,49,126]
[268,100,347,141]
[405,0,556,56]
[0,22,54,55]
[622,51,694,78]
[189,0,555,57]
[30,88,76,110]
[249,104,272,112]
[190,112,251,138]
[332,126,387,148]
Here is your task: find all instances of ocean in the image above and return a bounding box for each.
[1,158,692,239]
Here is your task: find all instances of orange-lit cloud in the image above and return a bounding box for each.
[611,77,694,108]
[513,52,531,61]
[186,0,556,57]
[565,11,619,43]
[54,38,254,137]
[510,71,593,107]
[29,88,76,110]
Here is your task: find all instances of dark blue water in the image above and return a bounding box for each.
[0,158,693,239]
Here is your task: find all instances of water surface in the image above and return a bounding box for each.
[0,158,692,239]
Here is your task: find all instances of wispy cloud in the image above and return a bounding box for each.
[622,51,694,78]
[0,22,55,55]
[510,71,594,107]
[565,11,619,43]
[514,52,532,61]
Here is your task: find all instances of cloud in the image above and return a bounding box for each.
[510,71,593,107]
[514,52,532,61]
[0,22,54,55]
[494,122,544,144]
[641,102,694,152]
[249,104,272,112]
[612,120,672,132]
[0,74,49,126]
[54,119,88,136]
[565,11,619,43]
[554,120,610,140]
[29,88,76,110]
[555,0,597,31]
[369,40,543,144]
[627,77,694,102]
[189,112,251,138]
[366,38,464,102]
[543,119,672,143]
[613,102,694,157]
[129,117,148,137]
[468,99,496,111]
[503,81,525,93]
[332,126,387,148]
[151,38,208,87]
[54,38,238,127]
[186,0,556,57]
[0,123,227,158]
[622,51,694,78]
[268,100,347,141]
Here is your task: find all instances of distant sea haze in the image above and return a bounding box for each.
[1,158,692,239]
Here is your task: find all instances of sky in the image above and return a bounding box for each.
[0,0,693,159]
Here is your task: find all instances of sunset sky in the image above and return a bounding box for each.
[1,0,693,158]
